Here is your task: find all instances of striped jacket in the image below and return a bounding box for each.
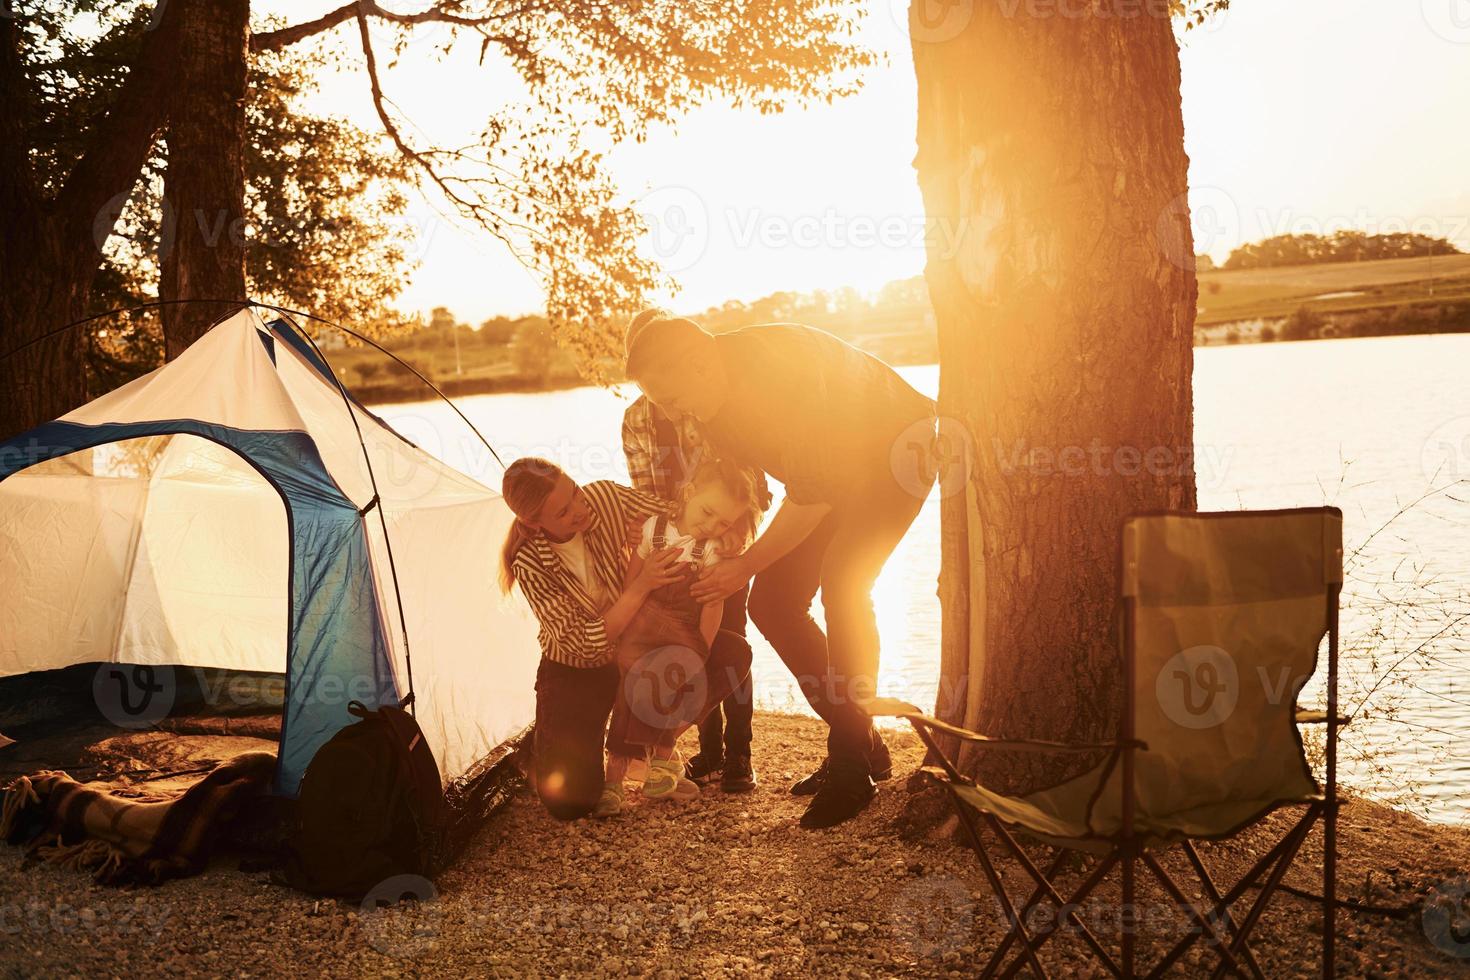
[511,480,669,668]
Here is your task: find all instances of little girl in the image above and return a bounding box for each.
[597,457,764,817]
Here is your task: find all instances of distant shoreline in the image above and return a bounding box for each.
[356,321,1470,407]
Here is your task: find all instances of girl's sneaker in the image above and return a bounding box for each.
[643,757,700,802]
[593,781,625,818]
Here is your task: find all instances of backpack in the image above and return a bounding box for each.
[284,698,446,899]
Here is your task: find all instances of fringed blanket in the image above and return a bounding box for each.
[1,751,275,885]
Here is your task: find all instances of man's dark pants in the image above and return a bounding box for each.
[746,476,926,773]
[696,585,755,761]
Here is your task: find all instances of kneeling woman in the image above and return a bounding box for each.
[500,457,753,820]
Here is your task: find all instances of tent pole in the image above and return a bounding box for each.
[273,312,421,713]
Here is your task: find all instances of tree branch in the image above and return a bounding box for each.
[253,0,520,52]
[352,6,533,260]
[54,2,181,251]
[252,1,360,51]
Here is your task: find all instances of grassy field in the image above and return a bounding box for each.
[1197,252,1470,325]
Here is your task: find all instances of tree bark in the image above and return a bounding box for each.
[913,1,1198,792]
[0,11,178,441]
[161,0,251,356]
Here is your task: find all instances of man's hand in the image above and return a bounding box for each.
[691,554,755,604]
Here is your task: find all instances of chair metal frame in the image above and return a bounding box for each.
[886,507,1344,979]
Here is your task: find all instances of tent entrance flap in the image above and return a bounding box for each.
[0,419,402,796]
[0,433,287,676]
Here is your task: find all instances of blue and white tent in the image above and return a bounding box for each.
[0,309,539,795]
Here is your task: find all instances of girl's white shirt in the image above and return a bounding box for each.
[635,515,723,569]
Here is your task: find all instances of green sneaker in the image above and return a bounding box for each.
[592,781,625,818]
[643,758,699,801]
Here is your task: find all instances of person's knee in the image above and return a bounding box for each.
[819,571,876,619]
[535,759,601,820]
[712,629,752,673]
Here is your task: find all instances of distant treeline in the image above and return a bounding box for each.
[1265,300,1470,343]
[1223,231,1462,271]
[339,282,939,404]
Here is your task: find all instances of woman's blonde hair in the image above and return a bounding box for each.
[499,457,565,593]
[686,456,765,550]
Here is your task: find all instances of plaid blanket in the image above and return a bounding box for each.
[1,751,275,885]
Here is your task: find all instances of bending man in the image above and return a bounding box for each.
[626,315,936,829]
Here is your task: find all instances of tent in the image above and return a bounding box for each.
[0,308,540,799]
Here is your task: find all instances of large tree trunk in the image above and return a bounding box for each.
[0,17,84,439]
[161,0,250,357]
[915,3,1198,792]
[0,11,177,440]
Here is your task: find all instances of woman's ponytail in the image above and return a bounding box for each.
[499,457,565,593]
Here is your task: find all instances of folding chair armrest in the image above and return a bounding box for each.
[1295,708,1352,726]
[865,698,1146,754]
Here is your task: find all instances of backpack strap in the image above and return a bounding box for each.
[652,514,669,551]
[689,538,706,565]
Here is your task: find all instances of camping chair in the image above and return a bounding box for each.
[873,507,1344,978]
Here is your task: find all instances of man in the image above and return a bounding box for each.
[621,310,770,793]
[626,315,937,828]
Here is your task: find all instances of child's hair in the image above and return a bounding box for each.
[685,456,765,548]
[499,456,565,593]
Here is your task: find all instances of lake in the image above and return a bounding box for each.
[375,333,1470,824]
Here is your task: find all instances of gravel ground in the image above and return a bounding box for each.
[2,712,1469,978]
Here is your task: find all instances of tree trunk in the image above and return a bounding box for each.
[0,17,84,440]
[0,10,179,441]
[913,2,1198,792]
[161,0,250,357]
[0,238,93,444]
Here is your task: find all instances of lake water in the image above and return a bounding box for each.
[375,334,1470,824]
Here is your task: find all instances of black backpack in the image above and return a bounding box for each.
[284,698,446,899]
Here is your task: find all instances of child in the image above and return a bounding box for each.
[596,458,764,817]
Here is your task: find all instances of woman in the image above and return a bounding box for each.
[500,456,754,820]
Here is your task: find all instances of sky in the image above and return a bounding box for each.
[267,0,1470,325]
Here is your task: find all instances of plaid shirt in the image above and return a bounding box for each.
[621,395,772,509]
[511,480,669,668]
[621,396,708,501]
